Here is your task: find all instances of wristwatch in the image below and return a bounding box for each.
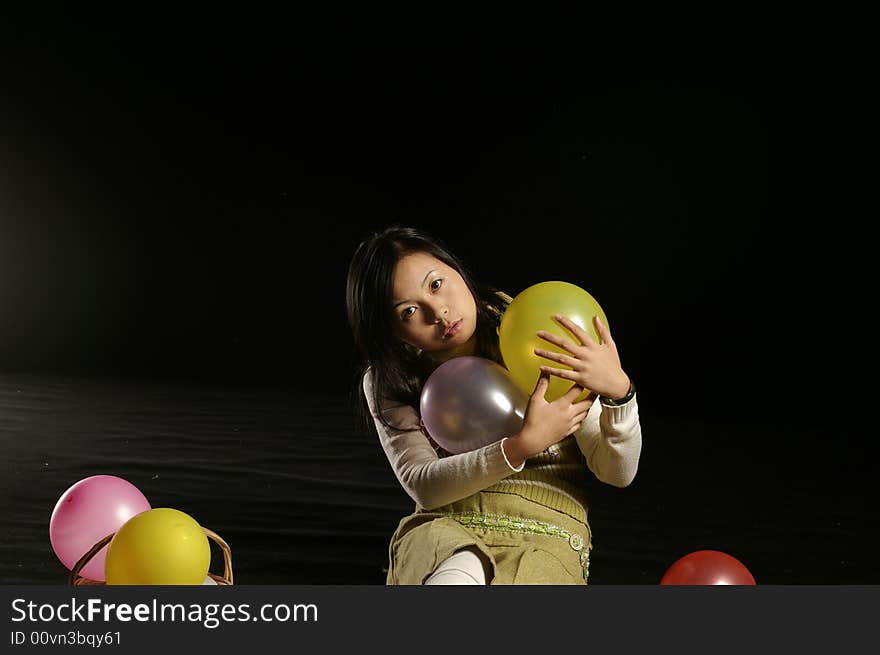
[600,379,636,406]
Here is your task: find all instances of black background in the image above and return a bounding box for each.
[1,17,877,583]
[3,24,873,415]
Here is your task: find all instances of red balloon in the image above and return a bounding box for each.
[660,550,756,585]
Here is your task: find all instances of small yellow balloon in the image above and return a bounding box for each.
[499,281,608,402]
[104,508,210,585]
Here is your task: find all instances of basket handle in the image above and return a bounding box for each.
[204,527,234,585]
[68,527,233,585]
[69,533,115,585]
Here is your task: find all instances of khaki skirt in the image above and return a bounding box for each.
[386,490,593,585]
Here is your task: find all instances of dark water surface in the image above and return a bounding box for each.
[1,374,876,585]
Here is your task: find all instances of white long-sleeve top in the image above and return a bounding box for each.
[363,367,642,512]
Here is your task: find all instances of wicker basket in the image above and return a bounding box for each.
[68,527,234,586]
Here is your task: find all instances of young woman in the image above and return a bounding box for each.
[346,225,641,584]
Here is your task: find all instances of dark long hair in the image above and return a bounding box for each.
[345,225,511,437]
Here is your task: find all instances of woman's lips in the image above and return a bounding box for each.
[444,319,462,338]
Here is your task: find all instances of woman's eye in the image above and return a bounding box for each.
[401,307,415,320]
[431,278,443,291]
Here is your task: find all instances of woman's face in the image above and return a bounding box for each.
[389,251,478,354]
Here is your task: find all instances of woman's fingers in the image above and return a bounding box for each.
[534,347,578,368]
[536,329,580,354]
[554,314,597,348]
[540,366,578,381]
[572,405,590,420]
[532,371,550,394]
[562,383,585,402]
[569,416,588,433]
[594,315,614,345]
[571,404,591,427]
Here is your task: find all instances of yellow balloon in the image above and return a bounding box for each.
[499,281,609,402]
[104,508,210,585]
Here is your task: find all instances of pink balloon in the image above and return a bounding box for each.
[49,475,151,581]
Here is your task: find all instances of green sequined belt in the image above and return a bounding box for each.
[439,510,592,582]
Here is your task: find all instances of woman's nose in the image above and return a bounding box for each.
[429,304,449,323]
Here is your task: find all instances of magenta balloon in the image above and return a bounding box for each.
[420,356,527,454]
[49,475,151,581]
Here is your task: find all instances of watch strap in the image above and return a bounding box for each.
[600,379,636,406]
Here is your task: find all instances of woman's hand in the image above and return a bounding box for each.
[502,374,595,467]
[534,314,631,400]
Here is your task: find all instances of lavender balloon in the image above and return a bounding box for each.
[420,356,527,454]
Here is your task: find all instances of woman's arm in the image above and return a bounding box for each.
[532,313,642,486]
[364,370,523,510]
[572,394,642,487]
